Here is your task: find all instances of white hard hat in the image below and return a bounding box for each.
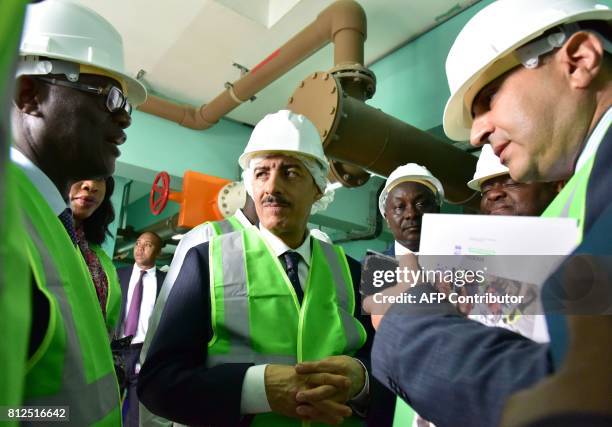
[17,0,146,105]
[239,110,329,174]
[443,0,612,141]
[467,144,510,191]
[378,163,445,216]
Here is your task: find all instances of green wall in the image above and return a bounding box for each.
[122,110,251,182]
[368,0,494,131]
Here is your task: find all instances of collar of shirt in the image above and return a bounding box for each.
[258,225,311,268]
[575,106,612,171]
[10,147,67,215]
[394,241,415,256]
[133,264,157,276]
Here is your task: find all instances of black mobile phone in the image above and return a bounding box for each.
[360,250,400,296]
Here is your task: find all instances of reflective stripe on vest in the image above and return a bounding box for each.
[208,228,366,426]
[22,217,119,426]
[541,155,595,241]
[210,215,244,236]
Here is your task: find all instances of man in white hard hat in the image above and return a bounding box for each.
[372,1,611,426]
[368,163,444,427]
[379,163,443,255]
[139,110,387,426]
[6,0,146,424]
[470,145,561,216]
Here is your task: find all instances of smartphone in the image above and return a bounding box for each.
[361,249,400,296]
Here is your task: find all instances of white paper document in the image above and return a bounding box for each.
[417,214,580,342]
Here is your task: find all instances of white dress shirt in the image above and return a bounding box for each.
[241,226,369,415]
[394,241,414,256]
[10,147,67,215]
[122,264,158,344]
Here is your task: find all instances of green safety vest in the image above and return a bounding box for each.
[138,214,248,427]
[210,214,244,236]
[541,154,595,242]
[208,227,367,427]
[0,165,31,417]
[0,2,33,421]
[91,244,122,333]
[13,164,121,426]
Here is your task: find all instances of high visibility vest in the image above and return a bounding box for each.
[13,164,121,426]
[209,214,244,236]
[0,164,31,421]
[137,214,248,427]
[1,3,33,420]
[208,227,367,427]
[541,155,595,242]
[541,154,595,368]
[91,244,122,333]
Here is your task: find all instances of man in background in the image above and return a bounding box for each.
[116,231,166,427]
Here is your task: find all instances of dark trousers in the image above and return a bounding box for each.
[122,343,143,427]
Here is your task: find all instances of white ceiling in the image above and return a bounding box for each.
[79,0,480,126]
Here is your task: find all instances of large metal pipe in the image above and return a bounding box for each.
[288,71,477,204]
[137,0,367,130]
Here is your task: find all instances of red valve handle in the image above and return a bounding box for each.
[150,171,170,215]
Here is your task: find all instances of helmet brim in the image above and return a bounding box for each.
[443,9,612,142]
[467,171,509,191]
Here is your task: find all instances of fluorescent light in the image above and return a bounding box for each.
[171,234,184,241]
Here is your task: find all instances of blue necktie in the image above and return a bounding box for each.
[283,251,303,304]
[58,208,78,245]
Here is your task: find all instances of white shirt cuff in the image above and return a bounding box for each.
[240,364,271,414]
[349,358,369,417]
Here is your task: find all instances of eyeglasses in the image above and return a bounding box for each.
[35,76,132,115]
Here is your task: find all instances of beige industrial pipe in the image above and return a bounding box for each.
[288,71,477,204]
[137,0,366,129]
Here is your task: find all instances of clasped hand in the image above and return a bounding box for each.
[265,355,365,425]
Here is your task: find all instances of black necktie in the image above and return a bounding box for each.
[283,251,303,304]
[58,208,78,245]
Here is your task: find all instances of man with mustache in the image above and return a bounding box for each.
[139,110,387,426]
[372,1,611,426]
[470,145,561,217]
[6,0,146,424]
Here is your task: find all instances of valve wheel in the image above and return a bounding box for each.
[150,171,170,215]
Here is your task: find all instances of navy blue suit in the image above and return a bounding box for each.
[138,239,394,427]
[372,128,611,427]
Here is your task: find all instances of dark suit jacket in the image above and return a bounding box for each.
[138,239,394,427]
[372,127,611,427]
[115,265,166,339]
[383,245,395,257]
